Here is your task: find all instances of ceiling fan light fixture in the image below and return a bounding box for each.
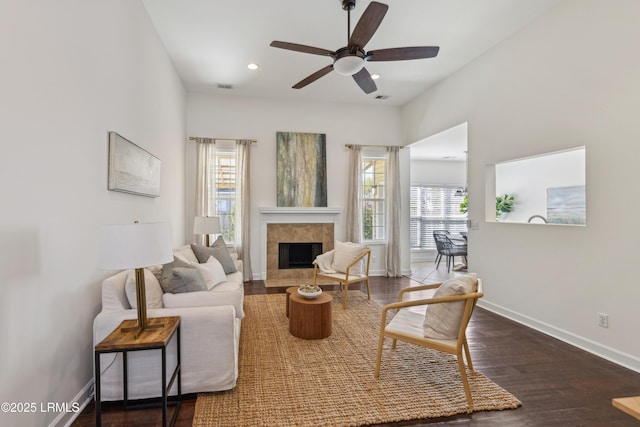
[333,55,365,76]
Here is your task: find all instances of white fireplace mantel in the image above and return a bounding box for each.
[259,207,342,221]
[258,207,343,279]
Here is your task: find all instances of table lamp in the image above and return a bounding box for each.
[100,222,173,337]
[193,216,221,247]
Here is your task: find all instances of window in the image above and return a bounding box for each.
[410,185,467,250]
[209,145,236,242]
[362,157,385,241]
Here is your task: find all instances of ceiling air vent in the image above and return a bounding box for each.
[375,95,389,100]
[217,83,233,90]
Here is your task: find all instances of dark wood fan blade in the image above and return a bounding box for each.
[352,67,377,94]
[349,1,388,49]
[367,46,440,61]
[270,41,334,57]
[292,65,334,89]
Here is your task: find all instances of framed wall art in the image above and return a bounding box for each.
[547,185,586,225]
[108,131,161,197]
[276,131,327,207]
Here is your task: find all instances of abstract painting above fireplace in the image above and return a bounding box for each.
[276,131,327,207]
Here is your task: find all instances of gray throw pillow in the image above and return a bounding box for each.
[169,267,207,293]
[191,237,237,274]
[160,256,194,293]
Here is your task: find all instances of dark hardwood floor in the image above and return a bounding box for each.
[73,273,640,426]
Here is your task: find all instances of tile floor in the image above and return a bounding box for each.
[407,260,469,285]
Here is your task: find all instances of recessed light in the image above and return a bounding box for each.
[248,63,259,70]
[371,74,380,80]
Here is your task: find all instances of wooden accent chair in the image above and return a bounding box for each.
[375,276,483,411]
[313,246,371,309]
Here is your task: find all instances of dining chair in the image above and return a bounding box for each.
[433,232,467,272]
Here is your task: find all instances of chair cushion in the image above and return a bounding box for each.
[423,273,478,340]
[124,268,164,309]
[191,237,237,274]
[331,241,367,275]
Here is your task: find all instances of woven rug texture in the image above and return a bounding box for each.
[193,291,521,426]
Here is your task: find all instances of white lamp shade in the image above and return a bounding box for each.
[193,216,221,235]
[100,222,173,270]
[333,55,365,76]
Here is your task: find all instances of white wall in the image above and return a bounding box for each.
[0,2,186,426]
[410,160,466,186]
[402,0,640,371]
[186,93,409,277]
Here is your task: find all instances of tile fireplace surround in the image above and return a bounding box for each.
[259,207,342,282]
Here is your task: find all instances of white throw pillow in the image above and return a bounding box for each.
[124,268,164,309]
[331,241,367,275]
[173,244,199,264]
[194,256,227,290]
[423,273,478,340]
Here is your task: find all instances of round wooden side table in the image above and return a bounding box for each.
[285,286,297,318]
[288,292,332,340]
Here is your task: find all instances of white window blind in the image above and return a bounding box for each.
[410,185,467,250]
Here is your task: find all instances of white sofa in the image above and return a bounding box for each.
[93,244,244,401]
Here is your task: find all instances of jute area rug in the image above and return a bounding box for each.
[193,291,521,427]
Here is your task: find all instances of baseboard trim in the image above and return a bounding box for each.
[50,380,93,427]
[479,299,640,374]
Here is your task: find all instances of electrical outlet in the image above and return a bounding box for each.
[597,312,609,328]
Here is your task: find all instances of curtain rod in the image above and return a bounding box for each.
[189,136,257,143]
[345,144,405,149]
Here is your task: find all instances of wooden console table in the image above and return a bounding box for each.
[94,316,181,427]
[289,292,332,340]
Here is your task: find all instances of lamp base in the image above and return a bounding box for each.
[123,268,165,338]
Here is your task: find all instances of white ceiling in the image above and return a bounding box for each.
[409,122,468,161]
[142,0,560,108]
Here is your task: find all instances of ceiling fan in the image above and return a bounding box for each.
[270,0,439,94]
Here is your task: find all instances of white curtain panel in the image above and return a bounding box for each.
[236,139,253,282]
[346,145,363,243]
[385,146,401,277]
[195,138,216,246]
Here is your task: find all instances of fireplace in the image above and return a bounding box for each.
[259,207,342,281]
[278,242,323,269]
